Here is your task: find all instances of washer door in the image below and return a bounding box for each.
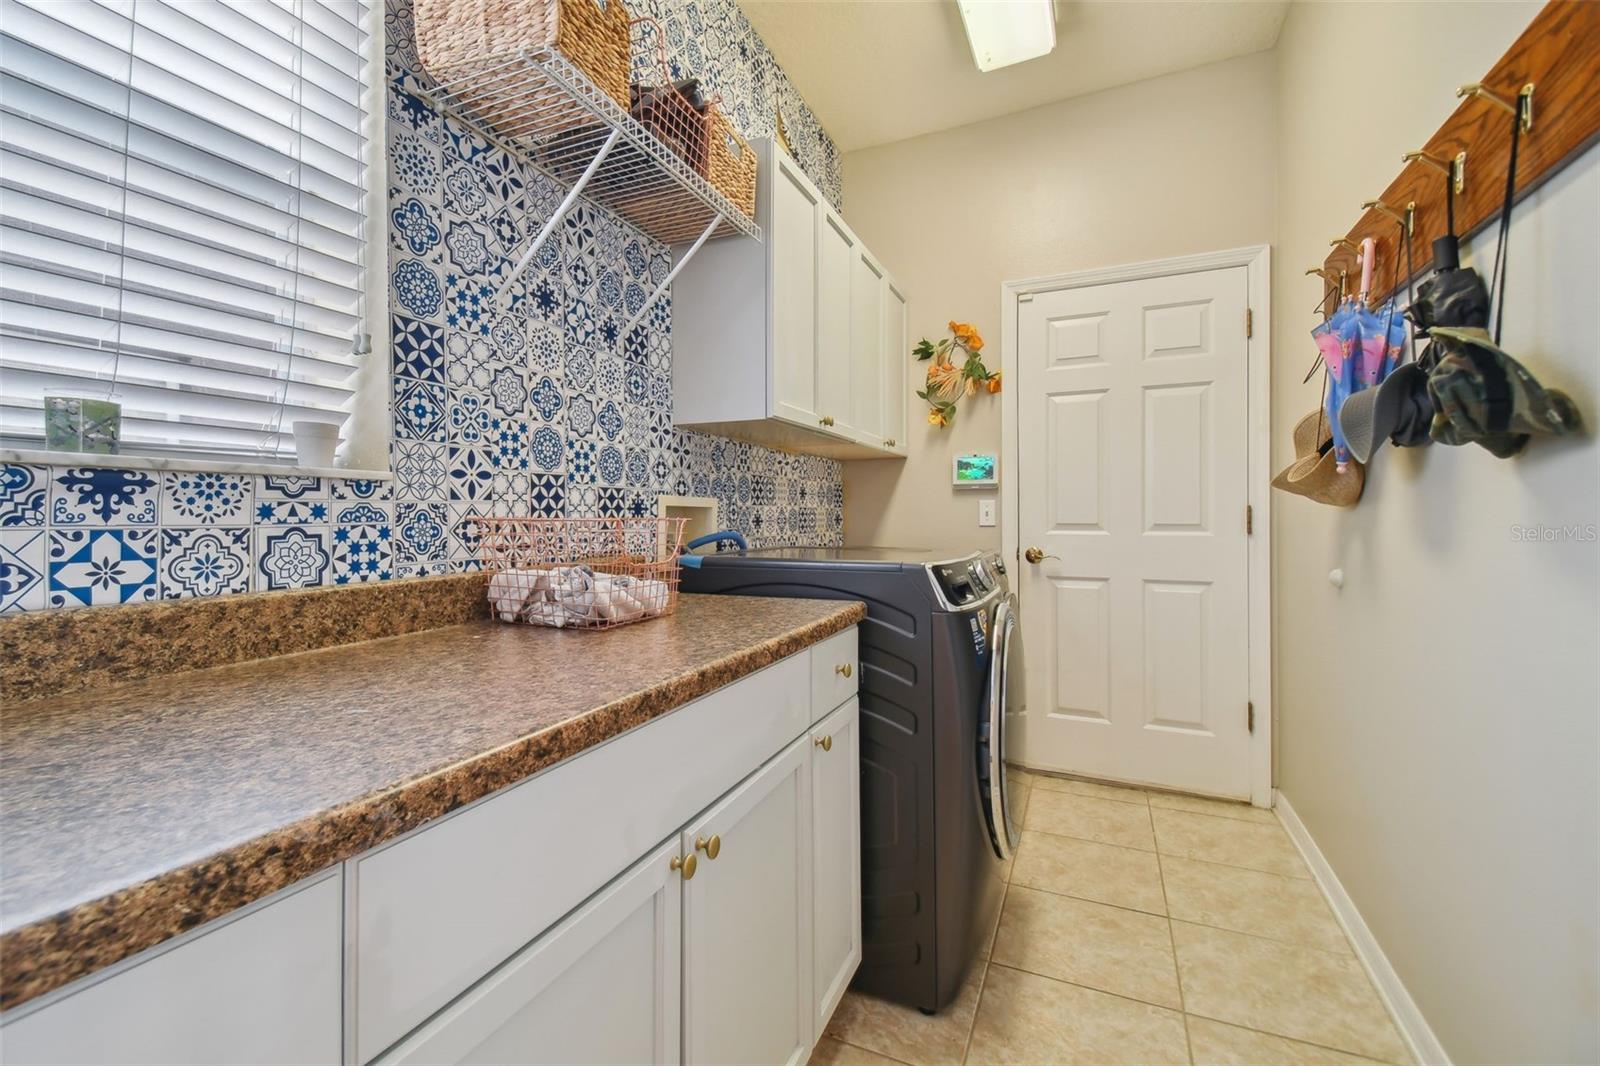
[980,596,1023,860]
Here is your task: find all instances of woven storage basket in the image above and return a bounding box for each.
[413,0,632,137]
[702,106,756,218]
[631,82,708,172]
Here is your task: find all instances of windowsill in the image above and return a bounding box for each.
[1,448,393,481]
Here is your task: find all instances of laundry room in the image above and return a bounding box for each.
[0,1,1595,1064]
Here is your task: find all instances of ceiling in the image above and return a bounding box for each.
[741,0,1291,153]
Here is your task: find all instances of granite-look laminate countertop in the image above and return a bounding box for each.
[0,594,864,1011]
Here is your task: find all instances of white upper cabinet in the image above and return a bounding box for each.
[849,248,886,445]
[881,281,909,455]
[816,208,857,439]
[673,138,906,460]
[769,157,821,427]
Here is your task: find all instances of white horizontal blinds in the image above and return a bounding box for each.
[0,0,372,458]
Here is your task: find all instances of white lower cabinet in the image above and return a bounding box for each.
[0,874,342,1066]
[682,737,812,1066]
[378,840,682,1066]
[810,699,863,1036]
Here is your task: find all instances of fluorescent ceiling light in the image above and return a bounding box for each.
[957,0,1057,73]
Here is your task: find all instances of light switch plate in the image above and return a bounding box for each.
[978,498,996,527]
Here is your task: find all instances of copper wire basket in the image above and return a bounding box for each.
[477,516,688,629]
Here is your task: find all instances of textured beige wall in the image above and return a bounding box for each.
[1272,3,1597,1062]
[838,52,1277,553]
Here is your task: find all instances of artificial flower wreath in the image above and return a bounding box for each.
[915,320,1000,427]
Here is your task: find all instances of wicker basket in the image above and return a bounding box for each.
[703,106,756,219]
[413,0,632,138]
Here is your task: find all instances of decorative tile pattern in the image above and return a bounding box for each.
[333,502,394,584]
[332,478,394,502]
[394,501,449,565]
[0,529,46,613]
[48,528,158,608]
[257,475,327,502]
[0,465,47,527]
[161,472,253,527]
[255,526,333,591]
[51,469,159,526]
[159,528,251,600]
[254,499,332,526]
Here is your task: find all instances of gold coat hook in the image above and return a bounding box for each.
[1329,238,1358,254]
[1402,149,1466,194]
[1307,268,1340,317]
[1362,199,1415,236]
[1457,81,1533,132]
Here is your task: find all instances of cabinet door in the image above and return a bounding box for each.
[683,737,812,1066]
[770,154,820,426]
[379,839,682,1066]
[850,249,886,445]
[810,698,862,1036]
[880,279,909,454]
[816,208,856,438]
[0,875,341,1066]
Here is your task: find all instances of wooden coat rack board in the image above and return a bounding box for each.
[1318,0,1600,306]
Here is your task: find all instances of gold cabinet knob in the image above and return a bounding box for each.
[815,734,834,752]
[695,834,721,860]
[670,853,698,880]
[835,662,852,678]
[819,415,835,427]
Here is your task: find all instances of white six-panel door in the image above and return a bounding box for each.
[1016,266,1252,798]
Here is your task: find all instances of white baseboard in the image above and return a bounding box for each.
[1274,791,1451,1066]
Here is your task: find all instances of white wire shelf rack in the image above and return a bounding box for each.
[418,42,760,332]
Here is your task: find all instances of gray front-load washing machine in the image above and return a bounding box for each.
[680,547,1024,1013]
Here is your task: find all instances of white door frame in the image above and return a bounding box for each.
[999,245,1273,808]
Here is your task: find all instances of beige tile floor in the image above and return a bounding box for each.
[814,769,1412,1066]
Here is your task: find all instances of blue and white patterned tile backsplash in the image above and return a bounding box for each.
[0,0,843,614]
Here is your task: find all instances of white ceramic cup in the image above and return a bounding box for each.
[292,420,340,467]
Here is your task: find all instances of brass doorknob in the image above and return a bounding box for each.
[695,834,721,860]
[819,415,836,427]
[1024,546,1043,564]
[835,663,852,678]
[815,734,833,752]
[670,853,698,880]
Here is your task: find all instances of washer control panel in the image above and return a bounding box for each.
[929,557,990,609]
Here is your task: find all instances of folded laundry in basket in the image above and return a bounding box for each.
[488,569,542,622]
[611,574,669,618]
[496,565,672,627]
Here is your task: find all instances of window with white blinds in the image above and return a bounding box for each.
[0,0,376,459]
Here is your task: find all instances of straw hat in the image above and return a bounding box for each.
[1271,409,1365,507]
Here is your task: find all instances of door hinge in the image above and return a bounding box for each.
[1018,292,1035,303]
[1245,307,1253,338]
[1247,701,1255,734]
[1245,504,1253,535]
